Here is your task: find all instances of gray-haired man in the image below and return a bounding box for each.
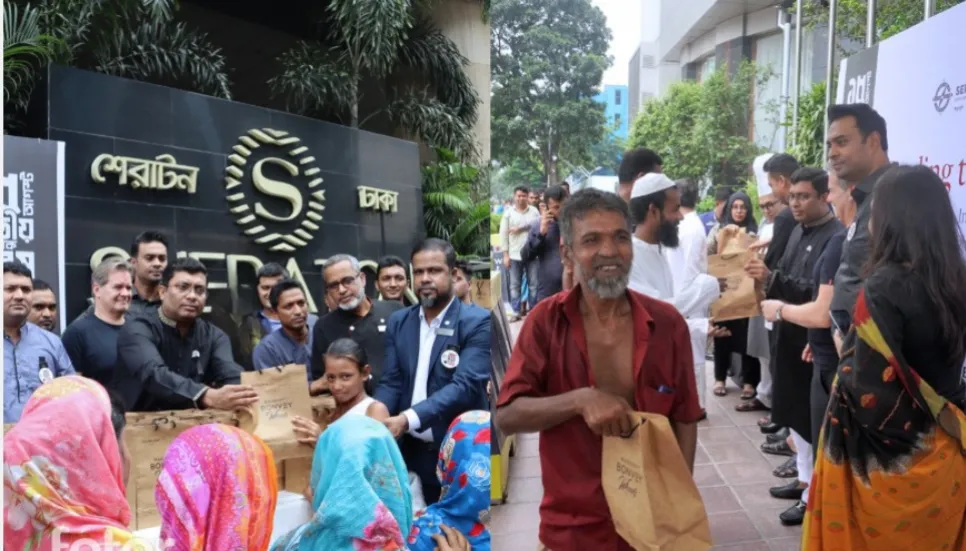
[309,254,403,393]
[61,257,134,388]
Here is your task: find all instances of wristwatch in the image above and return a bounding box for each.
[775,304,785,322]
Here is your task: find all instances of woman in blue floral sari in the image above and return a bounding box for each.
[407,411,492,551]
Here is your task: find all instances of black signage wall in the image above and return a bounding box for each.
[34,66,424,321]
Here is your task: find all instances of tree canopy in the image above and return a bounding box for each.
[490,0,611,186]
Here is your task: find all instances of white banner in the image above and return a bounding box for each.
[837,3,966,232]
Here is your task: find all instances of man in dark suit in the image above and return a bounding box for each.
[375,238,491,504]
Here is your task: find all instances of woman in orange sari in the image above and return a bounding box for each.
[4,376,149,550]
[803,165,966,550]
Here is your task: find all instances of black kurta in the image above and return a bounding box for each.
[766,213,843,443]
[112,309,242,411]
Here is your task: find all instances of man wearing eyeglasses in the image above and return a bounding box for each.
[112,257,256,412]
[309,254,403,394]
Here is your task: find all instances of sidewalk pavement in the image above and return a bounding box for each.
[492,320,804,550]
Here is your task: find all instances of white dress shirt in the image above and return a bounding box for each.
[665,211,709,295]
[403,296,457,442]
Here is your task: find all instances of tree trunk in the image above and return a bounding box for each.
[544,156,559,186]
[349,85,359,128]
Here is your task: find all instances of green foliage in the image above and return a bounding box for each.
[629,61,766,192]
[3,3,62,113]
[587,131,626,175]
[490,213,502,235]
[4,0,230,123]
[491,0,612,184]
[490,158,545,199]
[422,149,490,257]
[787,80,827,168]
[268,3,480,159]
[798,0,961,53]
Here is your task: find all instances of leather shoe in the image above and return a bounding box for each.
[779,500,807,526]
[766,427,790,443]
[770,480,806,500]
[759,421,782,434]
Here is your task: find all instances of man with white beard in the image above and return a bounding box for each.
[310,254,403,393]
[628,173,728,416]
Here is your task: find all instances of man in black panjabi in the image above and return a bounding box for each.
[745,167,843,526]
[112,257,258,412]
[310,254,402,394]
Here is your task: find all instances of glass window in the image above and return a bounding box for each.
[615,90,622,104]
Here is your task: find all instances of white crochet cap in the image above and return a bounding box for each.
[754,153,775,197]
[631,172,676,199]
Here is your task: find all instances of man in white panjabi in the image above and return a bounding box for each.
[626,173,726,414]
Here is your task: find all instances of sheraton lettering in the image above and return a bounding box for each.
[91,153,199,194]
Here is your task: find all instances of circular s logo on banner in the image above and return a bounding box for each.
[934,82,953,113]
[225,128,326,253]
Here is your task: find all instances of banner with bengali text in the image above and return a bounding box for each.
[3,136,67,329]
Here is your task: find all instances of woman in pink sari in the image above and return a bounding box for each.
[155,424,279,551]
[3,376,148,550]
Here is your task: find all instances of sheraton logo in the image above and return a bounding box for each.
[224,128,327,253]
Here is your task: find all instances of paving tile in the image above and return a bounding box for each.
[490,501,540,536]
[716,457,779,486]
[745,506,804,540]
[694,445,712,466]
[698,485,743,514]
[505,476,544,504]
[493,529,539,550]
[768,535,805,551]
[693,464,725,487]
[708,511,762,546]
[712,540,772,550]
[698,426,749,445]
[508,455,543,478]
[731,482,801,510]
[703,441,770,464]
[514,435,540,458]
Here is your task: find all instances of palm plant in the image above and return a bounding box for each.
[268,0,480,160]
[4,0,230,121]
[3,3,62,116]
[422,148,490,257]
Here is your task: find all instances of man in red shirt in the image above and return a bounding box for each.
[495,188,702,551]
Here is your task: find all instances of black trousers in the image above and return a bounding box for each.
[810,362,837,454]
[713,319,761,387]
[400,435,442,504]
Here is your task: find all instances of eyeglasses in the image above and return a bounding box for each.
[172,283,207,297]
[325,274,360,293]
[759,201,778,210]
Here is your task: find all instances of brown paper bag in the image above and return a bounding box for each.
[708,229,760,322]
[124,408,255,529]
[241,364,314,461]
[602,412,712,551]
[274,395,337,495]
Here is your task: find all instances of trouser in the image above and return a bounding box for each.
[755,358,773,408]
[510,259,539,312]
[400,435,442,504]
[790,428,813,504]
[713,320,760,387]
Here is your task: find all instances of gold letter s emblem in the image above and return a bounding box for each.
[251,158,303,222]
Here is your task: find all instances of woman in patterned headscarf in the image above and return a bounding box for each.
[408,411,491,551]
[155,424,279,551]
[4,376,150,551]
[271,415,413,551]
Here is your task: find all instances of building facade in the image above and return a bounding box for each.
[629,0,851,151]
[594,84,630,141]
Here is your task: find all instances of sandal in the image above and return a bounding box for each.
[713,382,727,396]
[773,457,798,478]
[761,440,795,457]
[735,398,769,412]
[757,416,771,427]
[740,386,757,400]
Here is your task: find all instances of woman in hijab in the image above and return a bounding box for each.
[710,190,762,399]
[4,376,150,550]
[271,415,413,551]
[155,424,279,551]
[408,411,491,551]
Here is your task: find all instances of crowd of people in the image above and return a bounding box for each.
[495,103,966,550]
[3,233,493,550]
